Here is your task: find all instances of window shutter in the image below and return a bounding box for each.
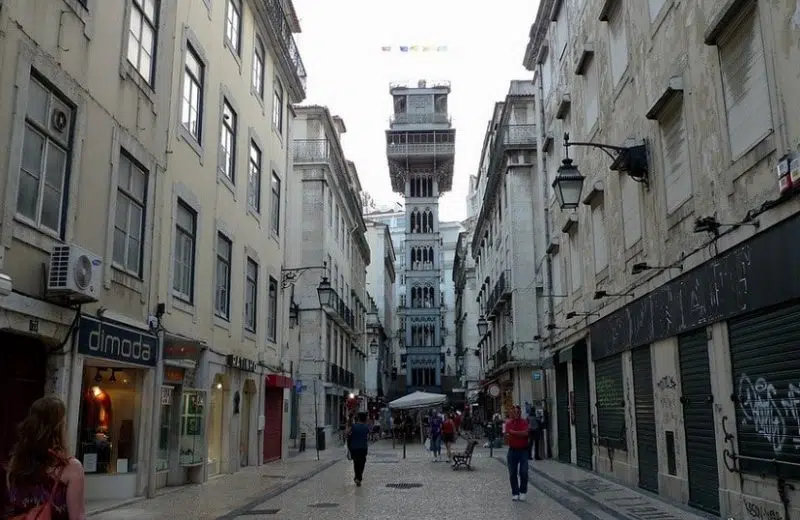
[621,174,641,249]
[591,204,608,273]
[569,232,582,291]
[719,9,772,159]
[608,3,628,86]
[660,98,691,213]
[584,58,598,132]
[542,53,553,97]
[551,253,563,295]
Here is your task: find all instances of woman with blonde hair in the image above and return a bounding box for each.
[5,395,85,519]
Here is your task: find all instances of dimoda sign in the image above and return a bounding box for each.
[77,315,158,367]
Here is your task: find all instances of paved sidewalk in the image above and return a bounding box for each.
[89,453,340,519]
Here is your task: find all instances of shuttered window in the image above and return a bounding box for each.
[569,232,582,292]
[718,7,772,159]
[551,252,563,295]
[660,96,691,214]
[583,57,598,133]
[542,51,553,98]
[595,356,627,450]
[648,0,666,21]
[621,174,641,248]
[554,13,568,60]
[607,1,628,86]
[591,203,607,273]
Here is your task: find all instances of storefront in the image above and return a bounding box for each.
[225,354,260,470]
[156,336,205,488]
[72,314,158,501]
[264,374,292,462]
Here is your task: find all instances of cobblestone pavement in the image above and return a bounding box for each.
[90,440,715,520]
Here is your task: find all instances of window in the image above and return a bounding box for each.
[648,0,667,21]
[252,36,265,98]
[272,80,284,133]
[219,100,236,182]
[569,232,582,292]
[583,57,598,133]
[541,52,553,99]
[181,46,204,141]
[17,76,73,236]
[551,253,563,296]
[215,233,232,319]
[327,190,333,228]
[621,174,642,248]
[718,8,772,159]
[113,152,147,276]
[267,277,278,341]
[173,200,196,302]
[659,97,691,213]
[224,0,242,55]
[554,14,568,60]
[607,1,628,86]
[248,141,261,211]
[591,203,608,273]
[127,0,158,85]
[270,172,281,235]
[244,258,258,332]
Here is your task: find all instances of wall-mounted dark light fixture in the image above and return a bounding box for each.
[446,347,452,356]
[282,261,328,290]
[369,339,379,355]
[476,315,489,336]
[545,323,568,331]
[594,290,634,300]
[693,215,760,237]
[631,262,683,275]
[562,131,650,189]
[552,139,585,210]
[317,276,334,307]
[565,311,600,319]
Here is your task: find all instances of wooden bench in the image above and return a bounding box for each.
[451,440,478,471]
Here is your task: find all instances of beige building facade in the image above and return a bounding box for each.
[525,0,800,517]
[0,0,306,506]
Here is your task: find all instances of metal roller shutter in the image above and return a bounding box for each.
[573,358,593,470]
[263,389,283,463]
[678,328,719,515]
[632,346,658,493]
[595,355,626,450]
[728,300,800,479]
[556,362,571,463]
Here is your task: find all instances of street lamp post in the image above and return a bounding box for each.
[476,315,489,337]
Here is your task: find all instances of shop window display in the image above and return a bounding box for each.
[156,386,173,472]
[180,389,205,466]
[77,366,141,474]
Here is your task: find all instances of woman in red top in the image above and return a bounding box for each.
[442,413,456,462]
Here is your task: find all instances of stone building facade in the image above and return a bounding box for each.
[524,0,800,517]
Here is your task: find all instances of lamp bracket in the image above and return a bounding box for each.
[564,133,649,187]
[281,263,327,289]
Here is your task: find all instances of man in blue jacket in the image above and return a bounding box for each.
[347,412,370,486]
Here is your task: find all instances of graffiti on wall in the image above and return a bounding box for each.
[743,498,783,520]
[656,374,680,426]
[656,375,677,390]
[738,374,800,455]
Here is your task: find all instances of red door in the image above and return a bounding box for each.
[263,389,283,462]
[0,333,46,513]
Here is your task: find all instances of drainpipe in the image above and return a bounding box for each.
[147,329,165,498]
[537,61,555,459]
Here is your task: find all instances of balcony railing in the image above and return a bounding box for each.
[293,139,330,162]
[264,0,307,90]
[390,112,451,125]
[486,270,512,318]
[502,124,536,147]
[386,142,456,156]
[320,288,355,332]
[328,363,339,384]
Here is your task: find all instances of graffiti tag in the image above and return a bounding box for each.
[743,498,783,520]
[656,375,677,390]
[738,374,800,454]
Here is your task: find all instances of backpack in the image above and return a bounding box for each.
[9,467,64,520]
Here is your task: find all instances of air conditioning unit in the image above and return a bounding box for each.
[47,244,103,303]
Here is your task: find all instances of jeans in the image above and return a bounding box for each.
[350,448,367,481]
[507,448,529,495]
[430,434,442,456]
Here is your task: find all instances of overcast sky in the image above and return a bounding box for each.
[293,0,540,222]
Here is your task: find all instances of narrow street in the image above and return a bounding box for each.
[91,440,713,520]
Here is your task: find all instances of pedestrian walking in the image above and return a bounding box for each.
[442,413,456,462]
[429,411,443,461]
[347,412,370,486]
[5,395,86,519]
[505,405,529,501]
[527,409,542,460]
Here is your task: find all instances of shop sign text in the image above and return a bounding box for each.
[78,315,158,367]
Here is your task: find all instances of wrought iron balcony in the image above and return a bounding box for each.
[293,139,330,162]
[485,270,512,319]
[386,142,456,157]
[501,124,537,148]
[320,288,355,332]
[328,362,340,384]
[264,0,307,90]
[390,112,451,125]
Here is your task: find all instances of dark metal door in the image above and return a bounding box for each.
[556,362,571,463]
[573,358,593,470]
[632,346,658,493]
[678,328,720,515]
[594,355,626,450]
[728,300,800,478]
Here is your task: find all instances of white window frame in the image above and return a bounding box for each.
[219,100,236,182]
[272,80,284,133]
[244,257,258,332]
[267,277,278,341]
[181,46,204,141]
[127,0,158,85]
[252,35,265,98]
[173,200,196,302]
[248,140,261,212]
[224,0,242,55]
[717,7,772,160]
[16,76,73,237]
[113,152,147,276]
[270,171,281,235]
[215,233,232,319]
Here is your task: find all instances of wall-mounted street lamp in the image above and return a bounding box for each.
[369,339,379,355]
[281,262,327,290]
[553,132,650,210]
[593,290,634,300]
[317,276,335,307]
[631,262,684,275]
[476,315,489,337]
[446,347,452,356]
[565,311,600,319]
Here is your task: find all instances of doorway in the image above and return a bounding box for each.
[239,380,255,467]
[207,373,225,476]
